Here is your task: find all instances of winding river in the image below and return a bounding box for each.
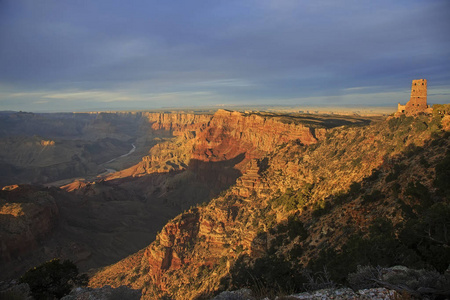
[99,143,136,176]
[105,143,136,164]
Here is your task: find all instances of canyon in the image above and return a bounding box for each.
[1,107,449,299]
[0,109,342,280]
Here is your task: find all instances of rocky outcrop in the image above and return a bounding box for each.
[0,185,59,262]
[144,112,213,133]
[233,159,266,197]
[40,140,55,146]
[145,210,201,286]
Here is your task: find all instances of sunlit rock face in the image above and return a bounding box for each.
[121,109,318,178]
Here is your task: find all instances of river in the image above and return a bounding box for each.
[105,143,136,164]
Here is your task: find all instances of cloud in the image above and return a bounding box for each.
[0,0,449,112]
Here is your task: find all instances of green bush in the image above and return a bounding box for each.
[309,202,450,284]
[414,121,428,132]
[400,202,450,272]
[271,184,313,211]
[20,259,87,300]
[307,218,420,283]
[388,115,414,132]
[228,254,306,294]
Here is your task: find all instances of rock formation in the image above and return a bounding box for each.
[0,185,59,262]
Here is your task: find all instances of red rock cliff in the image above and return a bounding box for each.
[144,112,212,133]
[118,110,318,178]
[192,109,317,164]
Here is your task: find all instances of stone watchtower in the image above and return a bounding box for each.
[397,79,432,116]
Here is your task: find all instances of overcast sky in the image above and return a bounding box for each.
[0,0,449,112]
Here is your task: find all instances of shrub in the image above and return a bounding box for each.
[286,215,308,240]
[228,254,306,295]
[289,244,303,260]
[20,259,87,300]
[434,150,450,198]
[405,144,423,158]
[361,189,384,204]
[351,157,362,167]
[312,201,333,218]
[366,170,381,182]
[271,184,313,211]
[385,172,397,182]
[414,121,428,132]
[419,155,430,168]
[307,218,417,283]
[400,202,450,272]
[349,182,361,196]
[388,115,414,132]
[302,268,337,291]
[405,181,432,209]
[348,265,383,290]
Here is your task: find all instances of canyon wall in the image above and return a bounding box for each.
[0,185,59,262]
[113,109,319,179]
[144,112,213,133]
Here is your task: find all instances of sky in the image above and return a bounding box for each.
[0,0,449,112]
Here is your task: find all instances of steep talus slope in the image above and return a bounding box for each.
[89,113,449,300]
